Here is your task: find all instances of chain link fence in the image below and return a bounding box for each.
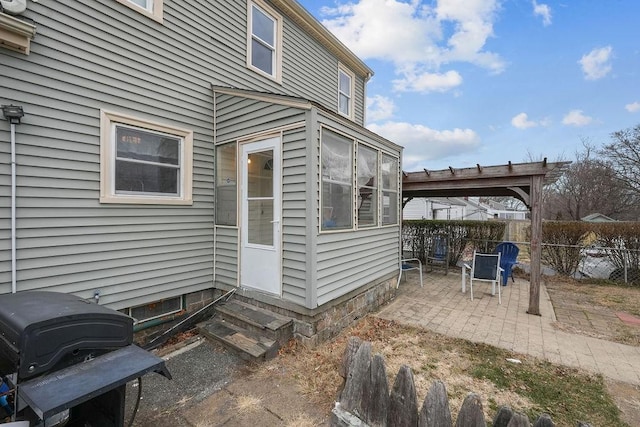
[504,241,640,285]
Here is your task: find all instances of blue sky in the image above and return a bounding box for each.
[297,0,640,171]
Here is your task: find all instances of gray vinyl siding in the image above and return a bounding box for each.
[314,111,401,306]
[0,0,374,309]
[281,126,310,306]
[214,227,239,287]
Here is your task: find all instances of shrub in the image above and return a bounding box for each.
[402,220,506,265]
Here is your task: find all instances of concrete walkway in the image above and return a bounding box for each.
[375,270,640,385]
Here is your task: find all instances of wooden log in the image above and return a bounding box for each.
[340,336,363,379]
[492,406,513,427]
[506,412,529,427]
[419,380,452,427]
[532,414,554,426]
[330,402,369,427]
[364,354,389,426]
[339,341,372,419]
[388,365,419,427]
[455,393,486,427]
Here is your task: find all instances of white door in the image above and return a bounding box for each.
[240,137,281,294]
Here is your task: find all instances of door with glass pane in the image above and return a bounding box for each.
[240,137,281,294]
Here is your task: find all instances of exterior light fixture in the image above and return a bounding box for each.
[1,105,24,125]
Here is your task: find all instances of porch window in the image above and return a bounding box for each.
[100,110,193,205]
[382,154,399,225]
[116,0,163,22]
[338,65,354,118]
[321,129,353,231]
[216,143,237,226]
[357,144,378,227]
[248,0,282,82]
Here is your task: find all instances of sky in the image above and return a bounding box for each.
[296,0,640,171]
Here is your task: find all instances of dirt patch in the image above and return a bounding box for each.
[545,278,640,346]
[605,380,640,427]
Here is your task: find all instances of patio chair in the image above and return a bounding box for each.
[397,258,423,289]
[426,233,449,275]
[462,251,503,304]
[397,231,424,289]
[494,242,519,286]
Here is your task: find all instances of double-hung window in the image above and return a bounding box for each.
[357,145,378,227]
[321,129,354,231]
[117,0,163,22]
[100,111,193,205]
[338,65,354,119]
[381,154,399,225]
[248,1,282,82]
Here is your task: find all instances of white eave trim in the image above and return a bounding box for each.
[271,0,373,80]
[0,12,36,54]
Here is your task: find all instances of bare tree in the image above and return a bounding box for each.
[545,141,636,220]
[599,124,640,197]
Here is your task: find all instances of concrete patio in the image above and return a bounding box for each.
[376,269,640,385]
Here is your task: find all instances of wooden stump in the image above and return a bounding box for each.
[419,380,452,427]
[388,365,418,427]
[365,353,389,426]
[339,341,372,419]
[506,412,530,427]
[455,393,486,427]
[492,406,513,427]
[533,413,555,427]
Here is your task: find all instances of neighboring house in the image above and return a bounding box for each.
[0,0,402,344]
[403,197,527,221]
[581,213,617,222]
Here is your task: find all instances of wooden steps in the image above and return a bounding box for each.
[198,299,293,361]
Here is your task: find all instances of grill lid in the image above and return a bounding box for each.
[0,291,133,380]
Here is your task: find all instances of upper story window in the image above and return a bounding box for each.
[116,0,164,23]
[338,65,355,119]
[100,111,193,205]
[248,0,282,82]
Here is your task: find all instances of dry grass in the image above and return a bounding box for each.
[235,394,262,413]
[261,316,626,426]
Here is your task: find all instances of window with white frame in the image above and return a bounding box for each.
[248,0,282,82]
[215,143,237,226]
[321,129,353,231]
[381,154,399,225]
[357,144,378,227]
[338,65,354,118]
[116,0,163,22]
[100,111,193,204]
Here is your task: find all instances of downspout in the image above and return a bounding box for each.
[10,120,16,293]
[2,105,24,293]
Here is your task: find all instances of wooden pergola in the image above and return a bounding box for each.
[401,159,570,315]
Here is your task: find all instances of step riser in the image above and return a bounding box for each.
[198,319,279,361]
[215,309,292,346]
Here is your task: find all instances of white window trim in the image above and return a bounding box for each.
[338,64,355,120]
[320,126,355,233]
[100,110,193,205]
[356,142,379,229]
[247,0,283,83]
[381,153,400,227]
[116,0,164,23]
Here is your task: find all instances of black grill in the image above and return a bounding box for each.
[0,291,171,426]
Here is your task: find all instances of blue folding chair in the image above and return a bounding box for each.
[494,242,519,286]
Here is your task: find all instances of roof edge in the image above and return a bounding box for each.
[272,0,373,79]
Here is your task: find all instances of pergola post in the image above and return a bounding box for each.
[528,175,544,315]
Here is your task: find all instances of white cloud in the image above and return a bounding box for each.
[511,113,537,129]
[367,121,480,169]
[579,46,613,80]
[562,110,593,127]
[532,1,552,26]
[393,69,463,93]
[366,95,396,122]
[625,101,640,113]
[319,0,504,94]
